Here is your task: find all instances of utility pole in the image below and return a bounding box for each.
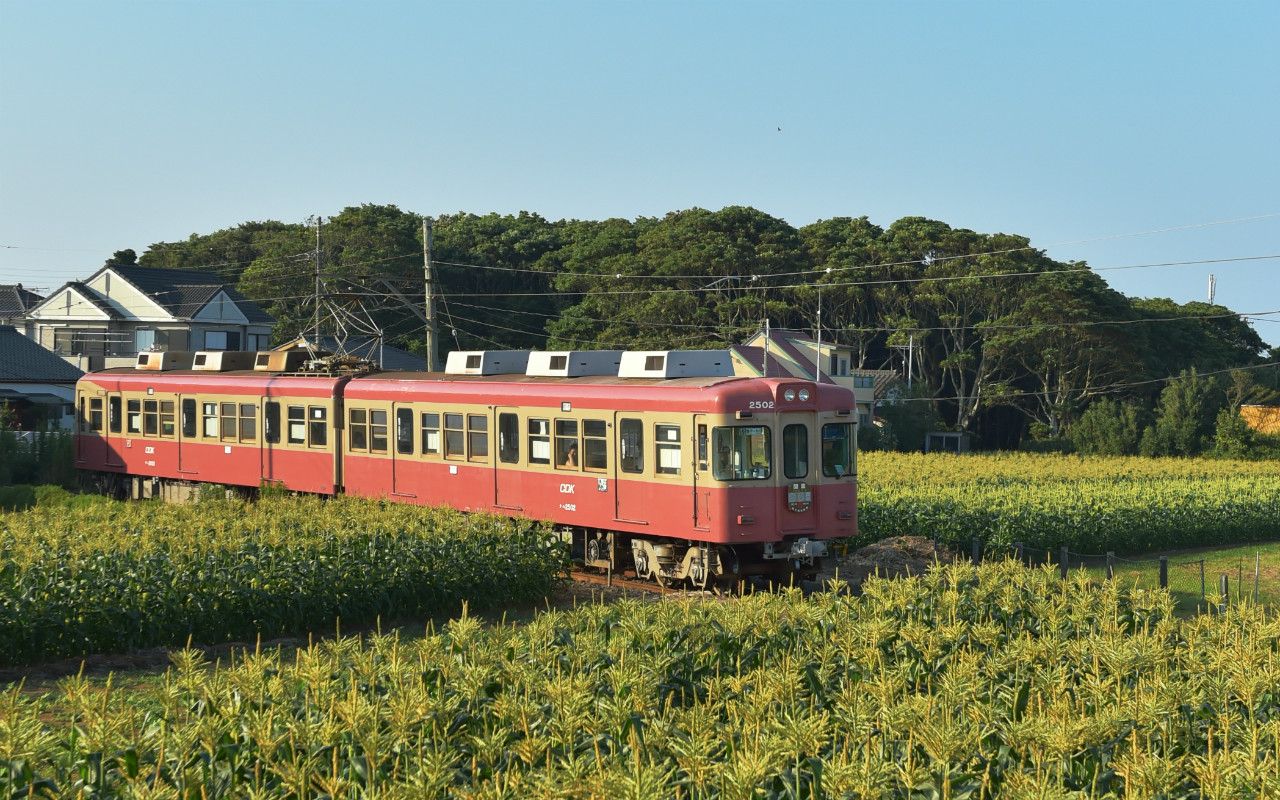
[313,216,322,342]
[907,333,914,391]
[813,286,822,383]
[763,318,771,377]
[422,218,440,371]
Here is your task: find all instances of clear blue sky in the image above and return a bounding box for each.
[2,1,1277,338]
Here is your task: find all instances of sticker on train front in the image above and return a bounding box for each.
[597,478,608,492]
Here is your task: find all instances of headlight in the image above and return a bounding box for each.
[798,388,810,401]
[783,389,796,402]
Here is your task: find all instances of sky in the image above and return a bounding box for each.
[1,1,1278,339]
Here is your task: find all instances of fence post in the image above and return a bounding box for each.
[1199,560,1206,602]
[1255,553,1261,605]
[1219,573,1229,614]
[1159,557,1168,589]
[1059,547,1069,580]
[1014,541,1024,563]
[971,538,981,565]
[1106,552,1115,581]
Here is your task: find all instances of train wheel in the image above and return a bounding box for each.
[586,536,603,566]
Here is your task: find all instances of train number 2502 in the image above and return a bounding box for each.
[747,400,775,410]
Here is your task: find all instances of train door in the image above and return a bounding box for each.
[613,413,646,523]
[105,391,124,467]
[494,408,521,509]
[692,415,712,531]
[391,403,416,497]
[777,411,819,534]
[178,395,198,474]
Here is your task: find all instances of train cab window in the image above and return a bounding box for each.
[238,404,257,442]
[108,397,122,433]
[619,418,644,473]
[783,423,809,479]
[264,401,281,444]
[498,413,519,463]
[467,414,488,461]
[528,418,551,465]
[655,424,681,475]
[308,407,327,448]
[160,401,176,438]
[202,402,219,438]
[87,398,103,432]
[821,423,855,478]
[127,399,142,434]
[181,399,197,439]
[555,419,578,469]
[444,413,465,460]
[583,419,607,472]
[396,408,414,455]
[287,406,306,444]
[349,408,368,451]
[143,400,159,436]
[369,410,388,453]
[220,403,237,442]
[712,425,772,481]
[421,412,440,455]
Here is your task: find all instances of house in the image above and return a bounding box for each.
[273,335,427,371]
[0,324,83,429]
[0,284,43,336]
[731,328,896,426]
[25,265,274,371]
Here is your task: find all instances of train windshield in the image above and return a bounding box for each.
[712,426,771,481]
[822,423,855,477]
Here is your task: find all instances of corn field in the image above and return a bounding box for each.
[0,496,566,667]
[858,452,1280,553]
[2,561,1277,797]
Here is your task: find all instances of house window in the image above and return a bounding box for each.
[853,375,875,389]
[204,330,241,351]
[135,329,156,352]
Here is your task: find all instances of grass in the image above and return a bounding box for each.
[1081,539,1280,614]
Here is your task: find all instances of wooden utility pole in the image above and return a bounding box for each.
[313,216,322,341]
[422,218,440,371]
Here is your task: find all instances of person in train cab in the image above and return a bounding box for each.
[562,443,578,467]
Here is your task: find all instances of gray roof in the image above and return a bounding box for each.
[0,325,84,383]
[105,265,275,324]
[0,284,43,317]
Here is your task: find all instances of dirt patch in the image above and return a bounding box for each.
[820,536,957,591]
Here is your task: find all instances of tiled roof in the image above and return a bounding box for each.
[730,345,800,378]
[0,285,42,317]
[106,265,275,324]
[64,281,124,319]
[0,325,84,383]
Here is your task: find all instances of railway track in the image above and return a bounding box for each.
[568,566,685,595]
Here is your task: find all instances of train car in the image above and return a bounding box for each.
[74,367,346,500]
[340,371,857,586]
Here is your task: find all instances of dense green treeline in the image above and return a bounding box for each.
[133,204,1276,445]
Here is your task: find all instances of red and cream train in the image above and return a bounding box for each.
[74,348,858,586]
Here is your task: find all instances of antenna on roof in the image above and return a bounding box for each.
[1208,273,1216,304]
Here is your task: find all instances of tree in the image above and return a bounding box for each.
[1068,398,1145,455]
[104,248,137,268]
[1139,369,1226,456]
[1211,406,1256,457]
[876,383,945,452]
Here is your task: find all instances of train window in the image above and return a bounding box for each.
[697,424,708,470]
[264,401,281,444]
[712,426,771,481]
[182,398,197,439]
[619,418,644,473]
[467,415,488,461]
[108,396,122,433]
[655,424,681,475]
[821,423,855,478]
[308,407,327,448]
[783,424,808,479]
[498,413,519,463]
[528,418,551,464]
[349,408,368,451]
[395,408,414,455]
[370,410,389,453]
[444,413,465,459]
[287,406,306,444]
[583,419,607,472]
[238,404,257,442]
[202,402,218,438]
[160,401,176,438]
[127,399,142,434]
[555,419,578,469]
[78,397,86,432]
[421,412,440,455]
[220,403,237,442]
[143,400,159,436]
[88,398,103,432]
